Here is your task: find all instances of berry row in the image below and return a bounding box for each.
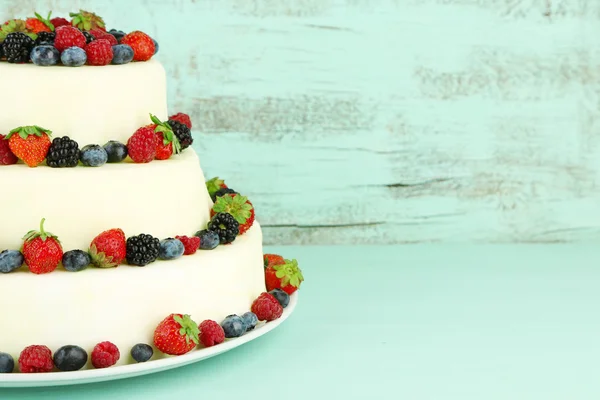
[0,177,267,274]
[0,286,293,373]
[0,113,193,168]
[0,10,157,66]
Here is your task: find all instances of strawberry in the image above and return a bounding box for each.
[211,194,255,235]
[26,12,53,34]
[54,25,86,52]
[151,114,181,160]
[265,258,303,295]
[154,314,199,356]
[89,228,126,268]
[169,113,192,129]
[69,10,105,31]
[5,126,51,168]
[22,218,63,275]
[0,134,18,165]
[205,177,228,196]
[50,17,70,29]
[264,254,285,269]
[120,31,155,61]
[127,125,157,163]
[0,20,33,42]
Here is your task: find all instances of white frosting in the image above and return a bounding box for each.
[0,223,266,367]
[0,150,212,251]
[0,61,168,145]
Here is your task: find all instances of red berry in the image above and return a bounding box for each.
[155,131,173,160]
[0,134,18,165]
[22,218,63,275]
[91,341,120,369]
[169,113,192,129]
[85,39,113,66]
[127,126,157,163]
[199,320,225,347]
[54,25,86,52]
[18,345,54,373]
[89,228,127,268]
[154,314,199,356]
[175,236,200,255]
[50,17,70,28]
[251,292,283,322]
[96,33,118,46]
[26,18,50,34]
[88,28,106,39]
[121,31,155,61]
[264,254,285,269]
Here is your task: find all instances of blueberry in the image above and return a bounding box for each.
[60,46,87,67]
[62,250,91,272]
[53,345,88,372]
[152,38,159,55]
[103,140,128,163]
[269,288,290,308]
[0,352,14,373]
[30,45,59,66]
[194,229,220,250]
[80,144,108,167]
[111,44,134,65]
[158,238,185,260]
[241,312,258,332]
[108,29,126,42]
[130,343,153,363]
[0,250,23,273]
[221,315,245,338]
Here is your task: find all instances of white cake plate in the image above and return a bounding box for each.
[0,293,298,388]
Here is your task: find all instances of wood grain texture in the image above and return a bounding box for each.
[3,0,600,244]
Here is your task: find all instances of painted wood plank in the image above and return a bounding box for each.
[3,0,600,244]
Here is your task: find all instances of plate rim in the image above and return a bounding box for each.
[0,292,298,388]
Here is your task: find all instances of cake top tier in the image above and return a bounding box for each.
[0,10,157,66]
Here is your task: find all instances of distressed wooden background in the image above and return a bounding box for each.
[3,0,600,244]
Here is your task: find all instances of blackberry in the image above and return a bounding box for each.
[2,32,34,64]
[126,234,160,266]
[46,136,80,168]
[35,31,55,46]
[207,212,239,244]
[167,120,193,150]
[81,30,95,44]
[210,187,238,203]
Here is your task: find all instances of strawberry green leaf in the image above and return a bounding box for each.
[206,177,226,196]
[212,194,253,224]
[173,314,200,345]
[22,218,60,244]
[273,259,303,288]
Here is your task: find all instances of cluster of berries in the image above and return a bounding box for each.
[0,112,193,168]
[0,10,157,66]
[0,253,300,373]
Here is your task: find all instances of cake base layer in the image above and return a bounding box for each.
[0,223,265,368]
[0,150,212,251]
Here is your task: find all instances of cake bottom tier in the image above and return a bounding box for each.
[0,223,265,369]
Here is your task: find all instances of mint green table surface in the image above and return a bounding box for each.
[3,245,600,399]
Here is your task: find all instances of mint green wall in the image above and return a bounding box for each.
[3,0,598,244]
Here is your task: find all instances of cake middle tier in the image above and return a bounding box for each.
[1,151,212,251]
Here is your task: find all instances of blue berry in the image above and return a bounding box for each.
[103,140,128,163]
[130,343,153,363]
[194,229,220,250]
[0,250,23,273]
[241,312,258,331]
[80,144,108,167]
[62,250,91,272]
[269,288,290,308]
[221,315,245,338]
[53,345,88,372]
[0,352,14,373]
[108,29,126,42]
[30,45,59,66]
[152,38,159,54]
[159,238,185,260]
[60,46,87,67]
[111,44,134,65]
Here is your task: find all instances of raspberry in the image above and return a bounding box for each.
[121,31,155,61]
[251,292,284,322]
[91,341,120,369]
[85,39,113,66]
[54,25,86,52]
[127,126,157,163]
[50,17,70,28]
[199,320,225,347]
[169,113,192,129]
[0,134,17,165]
[18,345,54,373]
[175,235,200,255]
[96,33,117,46]
[89,28,106,39]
